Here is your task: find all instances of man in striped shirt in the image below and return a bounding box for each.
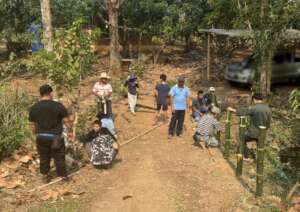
[193,106,221,147]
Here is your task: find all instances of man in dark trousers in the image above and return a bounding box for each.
[228,93,272,161]
[168,76,190,139]
[29,84,71,183]
[155,74,170,122]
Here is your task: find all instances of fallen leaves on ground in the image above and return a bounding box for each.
[0,177,26,189]
[18,155,33,164]
[41,189,59,201]
[39,187,85,201]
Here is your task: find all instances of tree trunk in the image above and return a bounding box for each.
[266,50,273,95]
[108,0,121,72]
[260,55,268,96]
[259,0,270,96]
[204,33,211,81]
[40,0,57,98]
[184,34,191,52]
[40,0,53,52]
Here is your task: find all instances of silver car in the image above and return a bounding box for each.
[225,53,300,84]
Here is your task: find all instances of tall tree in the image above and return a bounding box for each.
[40,0,54,51]
[108,0,123,71]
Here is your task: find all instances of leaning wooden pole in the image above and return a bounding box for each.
[224,110,232,158]
[236,116,247,177]
[256,126,267,197]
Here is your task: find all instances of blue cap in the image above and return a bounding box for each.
[129,74,137,80]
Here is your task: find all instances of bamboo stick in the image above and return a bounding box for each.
[256,126,267,197]
[236,116,247,177]
[224,110,232,158]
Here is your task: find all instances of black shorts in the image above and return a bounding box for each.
[157,103,168,111]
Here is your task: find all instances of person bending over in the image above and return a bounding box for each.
[227,93,271,161]
[193,106,221,148]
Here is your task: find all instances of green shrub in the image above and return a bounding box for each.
[0,86,32,160]
[0,53,28,81]
[129,63,145,78]
[289,89,300,112]
[112,78,127,98]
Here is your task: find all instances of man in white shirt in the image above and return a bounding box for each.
[93,72,113,117]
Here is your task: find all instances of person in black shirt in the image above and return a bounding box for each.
[29,84,71,183]
[155,74,170,122]
[124,74,139,115]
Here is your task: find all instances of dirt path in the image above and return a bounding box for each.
[79,79,245,212]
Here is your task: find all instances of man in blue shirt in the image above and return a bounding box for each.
[168,76,190,138]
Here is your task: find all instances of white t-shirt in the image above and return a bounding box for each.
[93,82,113,98]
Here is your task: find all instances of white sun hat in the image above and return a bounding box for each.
[209,87,216,92]
[100,72,110,79]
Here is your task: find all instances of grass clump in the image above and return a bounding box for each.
[0,85,33,160]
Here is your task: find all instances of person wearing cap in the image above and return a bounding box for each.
[29,84,72,183]
[168,76,190,138]
[124,73,139,114]
[228,93,272,161]
[193,106,221,147]
[204,87,219,107]
[93,72,113,117]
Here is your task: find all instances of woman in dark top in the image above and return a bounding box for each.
[124,74,139,115]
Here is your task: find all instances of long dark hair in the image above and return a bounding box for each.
[100,127,117,141]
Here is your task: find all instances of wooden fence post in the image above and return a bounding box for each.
[256,126,267,197]
[236,116,247,177]
[224,110,232,158]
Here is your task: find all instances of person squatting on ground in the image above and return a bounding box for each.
[154,74,171,122]
[29,84,71,183]
[192,90,208,122]
[193,106,221,147]
[84,120,119,168]
[124,74,139,115]
[204,87,219,107]
[168,76,190,139]
[227,93,272,161]
[93,72,113,117]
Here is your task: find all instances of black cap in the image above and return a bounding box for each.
[39,84,53,96]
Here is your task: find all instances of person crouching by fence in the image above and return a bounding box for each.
[84,120,119,168]
[193,106,221,148]
[29,84,71,184]
[93,72,113,117]
[124,74,139,115]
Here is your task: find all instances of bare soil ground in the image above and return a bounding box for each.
[1,47,298,212]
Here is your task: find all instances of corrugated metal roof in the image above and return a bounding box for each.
[198,28,300,41]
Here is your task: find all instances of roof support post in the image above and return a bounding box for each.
[205,32,211,81]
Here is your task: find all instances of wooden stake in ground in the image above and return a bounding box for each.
[236,116,247,177]
[224,110,232,158]
[256,125,267,197]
